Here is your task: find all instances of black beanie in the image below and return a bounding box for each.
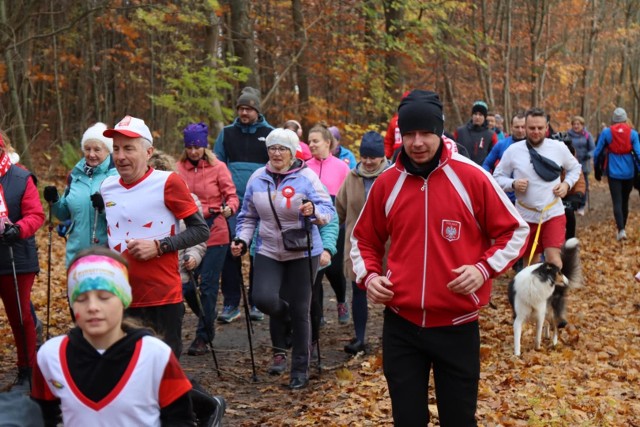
[398,90,444,137]
[471,101,488,118]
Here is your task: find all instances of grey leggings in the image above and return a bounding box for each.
[252,253,319,378]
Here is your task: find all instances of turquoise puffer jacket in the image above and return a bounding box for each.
[51,156,118,266]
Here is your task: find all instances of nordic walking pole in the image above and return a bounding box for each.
[223,201,258,382]
[302,199,321,374]
[46,201,53,340]
[9,245,30,387]
[186,266,221,377]
[233,244,258,382]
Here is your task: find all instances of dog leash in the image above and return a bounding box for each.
[517,198,559,266]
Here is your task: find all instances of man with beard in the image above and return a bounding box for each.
[482,111,527,174]
[493,107,581,270]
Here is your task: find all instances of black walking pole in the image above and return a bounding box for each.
[46,202,53,340]
[223,201,258,382]
[9,245,31,390]
[302,199,321,374]
[233,249,258,382]
[186,266,221,377]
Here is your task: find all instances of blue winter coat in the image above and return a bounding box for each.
[51,156,118,266]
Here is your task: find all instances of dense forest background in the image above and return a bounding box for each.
[1,0,639,170]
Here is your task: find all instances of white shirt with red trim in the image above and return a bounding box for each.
[101,168,198,307]
[33,335,191,427]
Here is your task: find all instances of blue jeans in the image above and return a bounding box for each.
[183,244,227,341]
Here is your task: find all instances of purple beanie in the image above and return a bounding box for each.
[183,122,209,148]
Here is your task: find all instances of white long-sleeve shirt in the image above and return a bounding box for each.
[493,138,581,223]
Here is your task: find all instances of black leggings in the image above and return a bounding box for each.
[252,254,318,378]
[608,177,634,231]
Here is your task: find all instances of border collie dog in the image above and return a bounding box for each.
[508,238,583,356]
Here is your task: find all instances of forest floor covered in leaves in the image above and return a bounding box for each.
[1,180,640,426]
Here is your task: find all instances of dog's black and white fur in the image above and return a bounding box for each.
[508,238,583,356]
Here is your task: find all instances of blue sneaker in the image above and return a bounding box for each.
[217,306,241,324]
[249,306,265,321]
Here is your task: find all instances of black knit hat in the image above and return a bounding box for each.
[398,90,444,137]
[471,101,488,118]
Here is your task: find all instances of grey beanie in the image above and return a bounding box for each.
[236,87,261,113]
[612,107,627,123]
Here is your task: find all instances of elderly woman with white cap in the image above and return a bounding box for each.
[230,128,335,389]
[44,123,118,267]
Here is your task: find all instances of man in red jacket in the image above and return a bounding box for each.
[351,90,529,426]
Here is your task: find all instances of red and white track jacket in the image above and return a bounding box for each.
[351,146,529,328]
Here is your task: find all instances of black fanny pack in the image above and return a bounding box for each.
[527,142,562,182]
[267,185,312,252]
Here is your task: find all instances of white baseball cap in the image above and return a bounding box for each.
[104,115,153,144]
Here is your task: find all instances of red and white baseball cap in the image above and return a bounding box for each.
[104,115,153,144]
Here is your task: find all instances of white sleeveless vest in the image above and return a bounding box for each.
[36,335,172,426]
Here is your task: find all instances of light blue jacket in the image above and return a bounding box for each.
[236,161,335,261]
[51,156,118,266]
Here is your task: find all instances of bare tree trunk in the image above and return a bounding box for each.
[383,0,405,97]
[0,0,31,168]
[206,11,225,137]
[50,0,64,144]
[291,0,309,118]
[502,0,513,130]
[230,0,259,90]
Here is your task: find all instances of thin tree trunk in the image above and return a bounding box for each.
[50,0,64,143]
[291,0,309,118]
[502,0,513,130]
[0,0,31,168]
[206,11,225,137]
[230,0,259,90]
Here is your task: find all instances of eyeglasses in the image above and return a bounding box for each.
[268,146,289,153]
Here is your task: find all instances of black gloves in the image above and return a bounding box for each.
[233,237,248,256]
[594,162,602,182]
[1,223,21,245]
[91,192,105,213]
[43,186,59,203]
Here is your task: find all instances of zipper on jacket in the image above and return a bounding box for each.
[421,181,428,325]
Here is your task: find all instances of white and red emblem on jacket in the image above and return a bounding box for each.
[441,220,461,242]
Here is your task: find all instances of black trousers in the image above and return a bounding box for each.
[383,310,479,427]
[126,302,185,358]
